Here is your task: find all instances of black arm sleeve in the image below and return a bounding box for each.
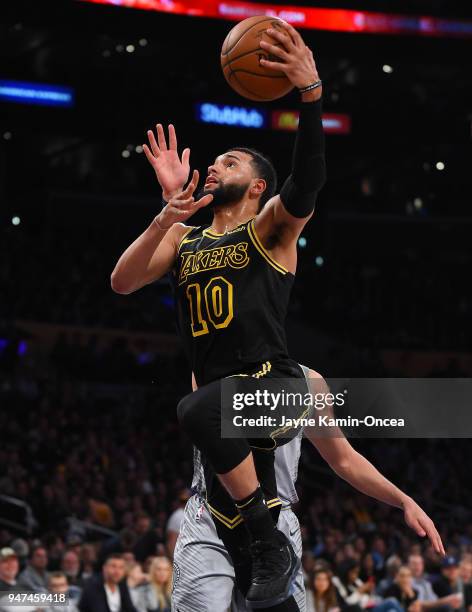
[279,98,326,218]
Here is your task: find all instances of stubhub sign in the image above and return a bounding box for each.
[197,103,267,128]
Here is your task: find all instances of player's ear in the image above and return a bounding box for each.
[250,178,266,198]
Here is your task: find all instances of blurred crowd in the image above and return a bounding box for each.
[2,211,471,356]
[1,328,472,612]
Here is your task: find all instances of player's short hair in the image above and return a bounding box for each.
[226,147,277,210]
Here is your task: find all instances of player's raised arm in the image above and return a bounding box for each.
[304,370,445,556]
[110,170,212,295]
[256,20,326,239]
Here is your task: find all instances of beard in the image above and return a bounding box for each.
[198,180,250,208]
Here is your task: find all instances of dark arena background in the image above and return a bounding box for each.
[1,1,472,611]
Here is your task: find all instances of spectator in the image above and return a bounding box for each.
[306,567,341,612]
[132,514,159,564]
[45,572,79,612]
[10,540,29,572]
[78,554,136,612]
[61,551,83,589]
[384,566,421,611]
[0,548,20,592]
[409,554,437,601]
[139,557,172,612]
[377,556,402,596]
[80,545,97,582]
[126,563,148,612]
[408,553,461,610]
[0,548,35,612]
[332,559,373,610]
[360,554,377,583]
[459,558,472,587]
[433,557,464,606]
[165,490,190,559]
[18,546,49,594]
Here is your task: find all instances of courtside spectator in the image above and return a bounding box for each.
[78,554,136,612]
[139,557,172,612]
[46,572,79,612]
[459,558,472,586]
[61,551,83,589]
[18,546,49,594]
[408,553,462,611]
[306,567,341,612]
[0,548,20,592]
[80,545,97,582]
[377,556,402,596]
[332,559,374,610]
[126,563,148,612]
[434,557,464,609]
[384,566,421,611]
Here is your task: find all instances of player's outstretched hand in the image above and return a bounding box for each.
[143,124,190,201]
[403,497,445,556]
[155,170,213,229]
[259,20,320,91]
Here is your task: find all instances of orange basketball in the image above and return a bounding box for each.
[220,16,294,102]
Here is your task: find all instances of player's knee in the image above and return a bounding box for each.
[177,392,202,433]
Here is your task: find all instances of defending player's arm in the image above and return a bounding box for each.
[111,170,212,294]
[256,21,326,243]
[305,371,445,556]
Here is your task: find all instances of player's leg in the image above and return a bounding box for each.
[276,509,306,612]
[172,493,235,612]
[216,518,302,612]
[177,379,298,608]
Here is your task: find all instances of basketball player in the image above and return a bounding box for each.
[171,368,444,612]
[110,22,438,609]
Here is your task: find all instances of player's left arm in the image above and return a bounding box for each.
[304,370,446,556]
[255,21,326,248]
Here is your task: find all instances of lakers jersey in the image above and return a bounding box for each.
[172,217,294,386]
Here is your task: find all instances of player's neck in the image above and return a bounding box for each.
[211,200,257,234]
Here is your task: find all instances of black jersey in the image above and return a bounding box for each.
[172,217,295,386]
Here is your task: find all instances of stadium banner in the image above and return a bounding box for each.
[0,80,74,107]
[78,0,472,39]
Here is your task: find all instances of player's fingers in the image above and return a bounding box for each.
[266,26,297,52]
[156,123,168,151]
[277,20,303,47]
[410,517,426,537]
[259,40,289,61]
[181,147,191,168]
[259,57,287,71]
[168,124,177,150]
[142,143,156,166]
[195,194,214,208]
[182,170,199,196]
[169,201,194,214]
[147,131,160,158]
[425,522,445,556]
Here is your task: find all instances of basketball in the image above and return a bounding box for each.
[220,16,295,102]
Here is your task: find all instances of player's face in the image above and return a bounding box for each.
[200,151,254,208]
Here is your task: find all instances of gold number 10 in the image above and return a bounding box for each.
[186,276,234,337]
